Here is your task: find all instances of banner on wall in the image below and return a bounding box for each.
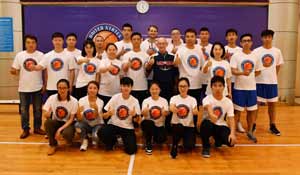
[0,17,14,52]
[23,6,268,52]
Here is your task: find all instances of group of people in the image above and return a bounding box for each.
[10,23,284,158]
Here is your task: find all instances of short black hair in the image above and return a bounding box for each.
[148,25,158,31]
[66,33,77,40]
[24,34,38,43]
[185,28,197,36]
[81,39,96,57]
[87,80,99,90]
[210,42,225,59]
[51,32,64,40]
[131,32,142,39]
[261,29,274,38]
[120,77,134,86]
[149,81,161,89]
[240,33,253,41]
[122,23,133,30]
[200,27,210,33]
[105,43,118,51]
[178,77,190,87]
[225,28,238,36]
[56,79,71,101]
[210,76,225,88]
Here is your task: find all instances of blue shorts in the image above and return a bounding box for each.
[256,84,278,102]
[233,89,257,111]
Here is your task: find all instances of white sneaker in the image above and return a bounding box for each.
[237,122,246,133]
[92,141,97,146]
[80,139,88,151]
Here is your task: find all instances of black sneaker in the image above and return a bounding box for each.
[145,143,153,155]
[170,146,177,159]
[214,141,222,148]
[247,132,257,143]
[252,123,256,133]
[270,124,281,136]
[202,148,210,158]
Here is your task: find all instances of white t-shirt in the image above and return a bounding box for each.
[166,41,185,55]
[12,50,44,92]
[75,56,101,88]
[104,93,141,130]
[78,96,104,126]
[170,95,197,127]
[225,45,242,83]
[122,50,149,91]
[176,46,203,89]
[39,50,76,90]
[99,58,122,97]
[115,40,133,55]
[197,43,213,85]
[253,46,284,84]
[43,94,78,122]
[96,51,108,60]
[141,39,158,55]
[142,96,169,127]
[202,94,234,127]
[230,51,264,90]
[64,48,81,86]
[204,59,232,96]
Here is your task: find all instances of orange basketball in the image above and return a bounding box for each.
[95,31,118,49]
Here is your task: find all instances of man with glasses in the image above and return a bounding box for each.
[230,33,263,143]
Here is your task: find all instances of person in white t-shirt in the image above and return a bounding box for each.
[202,42,232,98]
[253,29,284,136]
[166,28,184,55]
[169,77,198,159]
[200,76,236,158]
[28,32,76,98]
[122,32,150,107]
[98,43,122,107]
[43,79,78,156]
[141,25,159,56]
[224,29,244,132]
[75,40,100,100]
[94,34,107,60]
[64,33,82,97]
[141,82,169,155]
[199,27,213,104]
[115,23,133,58]
[230,33,263,143]
[10,35,46,139]
[99,77,141,155]
[75,81,104,151]
[174,28,204,106]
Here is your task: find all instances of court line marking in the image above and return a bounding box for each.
[127,154,135,175]
[1,141,300,147]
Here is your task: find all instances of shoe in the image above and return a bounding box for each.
[247,132,257,143]
[237,122,246,133]
[34,128,46,135]
[80,139,88,151]
[20,130,30,139]
[75,127,81,134]
[270,124,281,136]
[214,141,222,148]
[44,135,48,139]
[145,143,153,155]
[252,123,256,133]
[202,148,210,158]
[47,146,56,156]
[92,140,97,147]
[117,136,123,146]
[170,146,177,159]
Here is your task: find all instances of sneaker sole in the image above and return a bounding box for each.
[202,154,210,158]
[270,130,281,136]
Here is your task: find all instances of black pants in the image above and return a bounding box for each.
[131,90,148,108]
[44,119,75,147]
[171,124,195,151]
[46,90,58,100]
[75,85,88,100]
[199,84,208,106]
[187,88,201,131]
[200,119,232,149]
[159,82,175,102]
[141,120,167,145]
[99,124,137,155]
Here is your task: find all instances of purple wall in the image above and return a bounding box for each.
[23,5,268,52]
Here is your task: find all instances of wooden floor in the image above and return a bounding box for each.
[0,104,300,175]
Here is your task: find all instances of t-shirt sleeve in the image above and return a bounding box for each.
[68,55,76,70]
[202,96,210,107]
[141,99,147,111]
[226,62,232,78]
[191,97,197,108]
[43,96,53,111]
[134,99,141,115]
[277,49,284,66]
[226,100,234,117]
[169,96,175,105]
[230,55,237,69]
[38,54,48,68]
[12,53,21,70]
[163,99,169,112]
[104,96,114,111]
[70,99,78,115]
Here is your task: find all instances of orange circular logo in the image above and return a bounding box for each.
[130,58,142,71]
[55,106,68,119]
[149,106,162,120]
[51,58,64,71]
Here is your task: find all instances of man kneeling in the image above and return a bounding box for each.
[200,76,236,158]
